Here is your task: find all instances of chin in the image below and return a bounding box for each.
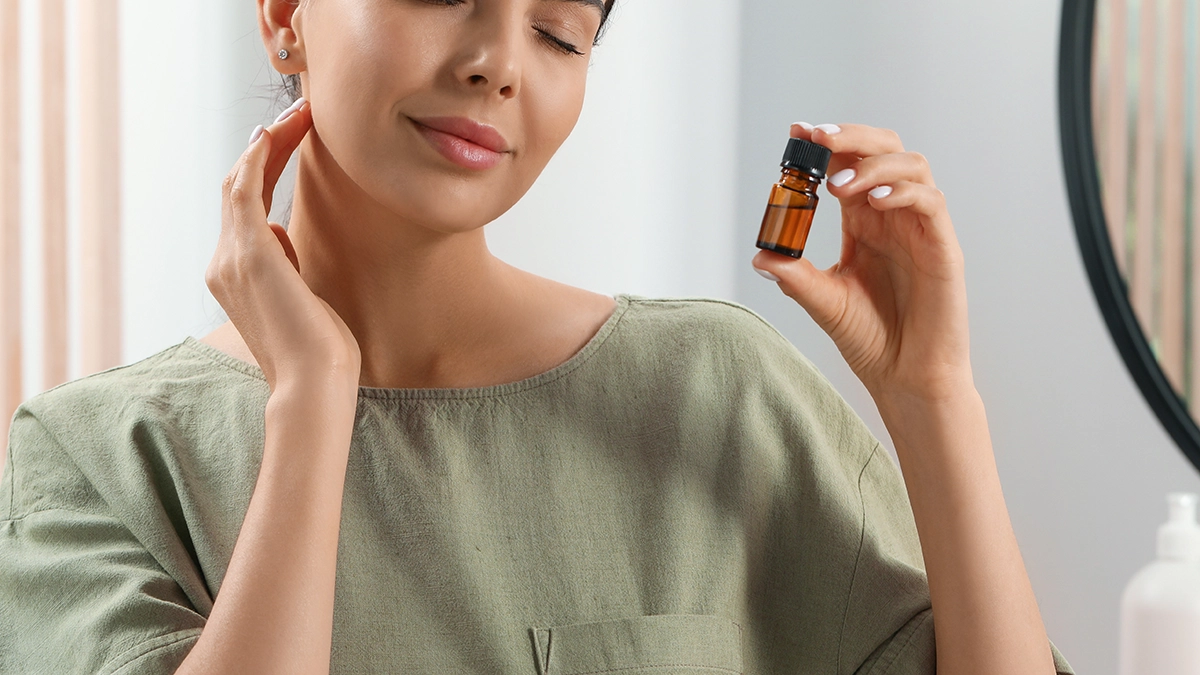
[368,166,533,234]
[383,187,520,235]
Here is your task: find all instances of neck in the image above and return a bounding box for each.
[283,122,533,388]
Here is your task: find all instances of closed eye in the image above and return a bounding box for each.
[536,28,584,56]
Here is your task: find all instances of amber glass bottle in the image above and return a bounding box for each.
[756,137,833,258]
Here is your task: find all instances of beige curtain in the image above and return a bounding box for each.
[0,0,122,475]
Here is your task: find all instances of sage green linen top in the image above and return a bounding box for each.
[0,294,1073,675]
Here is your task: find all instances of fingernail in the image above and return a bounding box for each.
[792,121,815,132]
[753,265,781,282]
[248,124,264,145]
[814,124,842,135]
[274,96,307,123]
[869,185,894,199]
[829,168,856,187]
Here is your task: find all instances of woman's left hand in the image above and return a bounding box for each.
[751,122,970,402]
[753,125,1062,675]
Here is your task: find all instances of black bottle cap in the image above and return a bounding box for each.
[780,137,832,179]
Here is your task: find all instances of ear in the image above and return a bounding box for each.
[259,0,306,74]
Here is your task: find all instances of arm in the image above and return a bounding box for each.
[751,122,1057,674]
[875,386,1053,674]
[175,377,358,675]
[184,39,365,674]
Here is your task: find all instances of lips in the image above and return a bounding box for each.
[410,116,511,171]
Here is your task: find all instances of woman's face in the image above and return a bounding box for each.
[288,0,604,232]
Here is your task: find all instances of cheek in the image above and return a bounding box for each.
[306,12,432,141]
[519,73,588,173]
[301,7,446,197]
[299,2,590,230]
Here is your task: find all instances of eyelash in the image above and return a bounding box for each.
[536,28,584,56]
[423,0,585,57]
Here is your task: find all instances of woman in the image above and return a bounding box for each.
[0,0,1074,673]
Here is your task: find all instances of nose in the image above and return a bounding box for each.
[452,9,523,100]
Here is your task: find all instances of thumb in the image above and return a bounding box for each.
[751,250,845,333]
[269,222,301,274]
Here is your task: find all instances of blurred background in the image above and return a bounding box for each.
[2,0,1198,672]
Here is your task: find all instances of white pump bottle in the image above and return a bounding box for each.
[1119,492,1200,675]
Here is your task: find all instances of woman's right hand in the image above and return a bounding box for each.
[206,99,362,394]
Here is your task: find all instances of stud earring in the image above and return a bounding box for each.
[278,49,289,60]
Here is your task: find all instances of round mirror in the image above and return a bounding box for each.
[1060,0,1200,470]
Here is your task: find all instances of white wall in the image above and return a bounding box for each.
[118,1,245,373]
[733,2,1200,673]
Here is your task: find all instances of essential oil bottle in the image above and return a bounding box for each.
[756,137,833,259]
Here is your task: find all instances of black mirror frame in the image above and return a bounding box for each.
[1059,0,1200,472]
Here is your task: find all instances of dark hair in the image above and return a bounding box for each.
[278,0,617,107]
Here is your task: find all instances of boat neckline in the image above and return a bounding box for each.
[177,293,633,400]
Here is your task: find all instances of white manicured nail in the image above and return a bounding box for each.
[814,124,842,135]
[248,124,264,145]
[829,168,856,187]
[754,266,781,282]
[274,97,307,123]
[793,121,815,132]
[869,185,894,199]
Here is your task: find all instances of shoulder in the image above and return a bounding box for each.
[4,339,266,518]
[618,294,879,469]
[618,294,830,387]
[13,343,179,438]
[621,294,786,337]
[9,336,265,478]
[15,338,260,433]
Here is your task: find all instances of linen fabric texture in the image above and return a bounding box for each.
[0,294,1074,674]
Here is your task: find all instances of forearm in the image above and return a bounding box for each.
[873,385,1055,675]
[176,378,359,675]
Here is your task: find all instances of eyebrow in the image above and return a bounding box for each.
[546,0,608,19]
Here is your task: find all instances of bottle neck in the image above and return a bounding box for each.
[779,166,823,193]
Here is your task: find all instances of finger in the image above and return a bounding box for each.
[262,99,313,215]
[810,123,905,159]
[825,151,937,206]
[226,126,275,251]
[864,180,957,244]
[269,222,301,274]
[814,125,903,181]
[789,121,816,141]
[750,249,848,334]
[787,121,853,183]
[219,127,263,238]
[263,99,311,182]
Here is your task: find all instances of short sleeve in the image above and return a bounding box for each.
[843,445,1076,675]
[712,299,1075,675]
[0,404,206,674]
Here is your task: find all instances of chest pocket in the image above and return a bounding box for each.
[529,613,744,675]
